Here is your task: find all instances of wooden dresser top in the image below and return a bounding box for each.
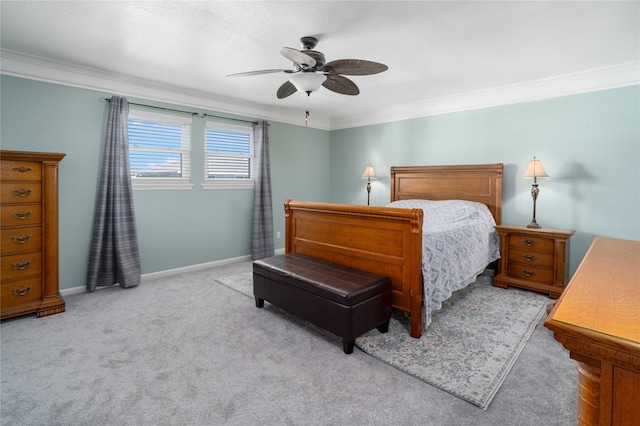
[546,237,640,351]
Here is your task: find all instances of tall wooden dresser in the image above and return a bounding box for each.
[1,150,65,319]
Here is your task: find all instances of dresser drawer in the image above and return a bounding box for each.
[507,263,553,284]
[0,160,42,181]
[0,182,42,204]
[1,226,42,255]
[508,247,554,268]
[0,205,42,227]
[1,276,43,311]
[1,252,42,281]
[508,234,555,252]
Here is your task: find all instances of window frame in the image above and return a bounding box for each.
[127,109,193,191]
[202,121,255,190]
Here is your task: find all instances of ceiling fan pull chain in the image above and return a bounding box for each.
[305,92,310,127]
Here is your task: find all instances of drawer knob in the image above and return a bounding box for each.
[11,211,32,220]
[523,239,537,247]
[522,254,537,262]
[11,234,33,244]
[522,269,536,277]
[12,286,32,297]
[12,260,32,270]
[11,166,33,173]
[11,188,33,197]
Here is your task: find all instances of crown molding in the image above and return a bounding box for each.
[330,61,640,130]
[2,49,637,131]
[0,49,331,130]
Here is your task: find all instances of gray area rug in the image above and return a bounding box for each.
[217,271,548,410]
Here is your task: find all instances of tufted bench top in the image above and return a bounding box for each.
[253,253,390,306]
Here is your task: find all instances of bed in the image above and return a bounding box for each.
[284,163,503,338]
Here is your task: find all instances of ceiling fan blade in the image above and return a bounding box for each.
[227,69,293,77]
[280,47,316,68]
[322,59,388,75]
[322,74,359,96]
[277,81,298,99]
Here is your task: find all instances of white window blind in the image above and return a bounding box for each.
[203,121,254,189]
[128,109,192,190]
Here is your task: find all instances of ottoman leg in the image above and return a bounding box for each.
[255,297,264,308]
[343,339,355,354]
[376,319,390,333]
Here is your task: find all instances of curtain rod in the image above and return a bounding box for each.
[103,97,258,125]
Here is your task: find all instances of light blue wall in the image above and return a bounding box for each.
[2,75,638,288]
[330,85,640,277]
[1,75,330,290]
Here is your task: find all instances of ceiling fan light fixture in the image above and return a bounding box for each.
[289,72,327,94]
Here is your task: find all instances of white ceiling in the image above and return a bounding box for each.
[1,1,639,129]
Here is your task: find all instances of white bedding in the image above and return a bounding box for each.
[388,199,500,328]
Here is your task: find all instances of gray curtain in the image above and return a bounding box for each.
[252,120,275,260]
[87,96,141,291]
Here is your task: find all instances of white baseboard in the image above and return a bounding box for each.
[60,249,284,297]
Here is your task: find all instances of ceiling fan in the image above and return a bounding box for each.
[227,36,388,99]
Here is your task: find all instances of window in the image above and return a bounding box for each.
[128,109,192,190]
[203,121,254,189]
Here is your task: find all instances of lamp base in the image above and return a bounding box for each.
[528,182,541,229]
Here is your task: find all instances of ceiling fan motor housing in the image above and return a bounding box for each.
[298,36,325,70]
[300,36,319,49]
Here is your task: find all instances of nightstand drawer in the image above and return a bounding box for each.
[508,247,553,268]
[507,264,553,283]
[508,234,554,252]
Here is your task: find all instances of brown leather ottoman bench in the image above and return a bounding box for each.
[253,253,392,354]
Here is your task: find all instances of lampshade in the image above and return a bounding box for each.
[522,157,549,179]
[362,164,377,180]
[289,72,327,93]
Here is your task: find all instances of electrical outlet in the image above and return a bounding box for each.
[276,231,281,239]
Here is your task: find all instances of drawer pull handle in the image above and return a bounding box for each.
[522,254,537,262]
[11,166,33,173]
[522,269,536,277]
[523,239,537,247]
[11,188,33,197]
[11,211,32,220]
[12,260,32,270]
[11,234,33,244]
[12,286,32,297]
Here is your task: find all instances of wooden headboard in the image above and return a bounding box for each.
[390,163,503,225]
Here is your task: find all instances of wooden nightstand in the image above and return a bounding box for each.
[493,225,574,299]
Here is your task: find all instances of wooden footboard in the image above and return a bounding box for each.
[284,200,424,338]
